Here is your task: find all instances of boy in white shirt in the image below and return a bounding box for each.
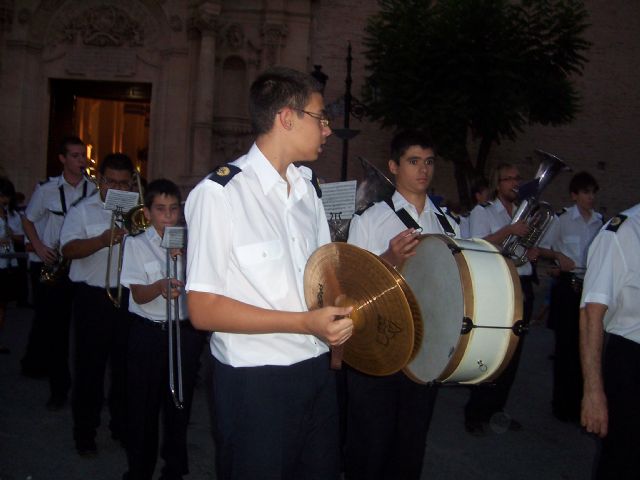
[121,179,205,480]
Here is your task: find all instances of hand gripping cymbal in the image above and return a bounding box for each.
[304,243,421,376]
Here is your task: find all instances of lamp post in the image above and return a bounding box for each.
[332,43,361,181]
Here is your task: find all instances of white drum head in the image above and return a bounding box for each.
[400,236,465,383]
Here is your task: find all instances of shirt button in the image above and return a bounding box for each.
[262,252,267,258]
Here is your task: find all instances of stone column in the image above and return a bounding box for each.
[190,1,220,175]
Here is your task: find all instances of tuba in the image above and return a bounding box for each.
[501,149,571,266]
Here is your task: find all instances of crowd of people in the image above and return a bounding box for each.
[0,66,638,479]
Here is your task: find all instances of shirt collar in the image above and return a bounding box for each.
[569,204,599,225]
[145,224,162,244]
[392,190,433,214]
[248,143,306,199]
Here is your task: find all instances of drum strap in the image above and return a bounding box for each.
[384,197,456,236]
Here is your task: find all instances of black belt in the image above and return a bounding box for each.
[559,272,584,293]
[133,313,191,331]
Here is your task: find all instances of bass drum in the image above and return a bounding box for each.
[400,235,523,384]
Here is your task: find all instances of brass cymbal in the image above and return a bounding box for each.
[304,242,416,376]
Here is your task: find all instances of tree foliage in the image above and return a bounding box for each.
[362,0,590,206]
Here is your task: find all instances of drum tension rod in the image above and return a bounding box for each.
[447,244,505,256]
[461,318,528,337]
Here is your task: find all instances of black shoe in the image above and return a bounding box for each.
[0,345,10,354]
[45,395,67,411]
[464,419,486,437]
[76,438,98,457]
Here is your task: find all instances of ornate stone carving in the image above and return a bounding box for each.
[53,5,144,47]
[261,23,288,66]
[189,2,220,36]
[224,23,244,50]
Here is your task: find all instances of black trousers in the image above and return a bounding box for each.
[124,315,205,480]
[71,282,131,444]
[21,263,49,376]
[43,275,73,400]
[344,367,438,480]
[595,334,640,479]
[549,274,582,421]
[212,353,340,480]
[464,275,534,423]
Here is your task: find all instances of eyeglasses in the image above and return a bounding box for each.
[100,177,133,189]
[294,109,330,129]
[499,175,522,182]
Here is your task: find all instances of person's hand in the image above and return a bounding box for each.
[382,228,421,267]
[304,306,353,346]
[34,242,58,264]
[509,220,531,238]
[169,248,183,259]
[581,389,608,437]
[158,278,184,300]
[526,246,539,263]
[555,252,576,272]
[99,227,127,247]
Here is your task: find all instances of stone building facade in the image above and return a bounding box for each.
[0,0,638,217]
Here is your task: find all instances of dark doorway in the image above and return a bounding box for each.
[48,79,152,178]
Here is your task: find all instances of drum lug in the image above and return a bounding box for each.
[461,317,473,334]
[512,320,528,336]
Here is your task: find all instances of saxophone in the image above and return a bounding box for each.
[501,150,570,266]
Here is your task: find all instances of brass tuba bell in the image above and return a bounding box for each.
[501,150,571,266]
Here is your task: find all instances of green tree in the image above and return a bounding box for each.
[362,0,590,207]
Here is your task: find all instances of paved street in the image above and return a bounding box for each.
[0,284,598,479]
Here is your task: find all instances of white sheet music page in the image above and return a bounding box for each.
[320,180,357,222]
[161,226,186,249]
[104,190,140,212]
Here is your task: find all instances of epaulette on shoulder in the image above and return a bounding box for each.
[606,214,628,233]
[354,202,375,216]
[207,164,242,186]
[480,201,492,208]
[556,207,568,216]
[39,177,53,186]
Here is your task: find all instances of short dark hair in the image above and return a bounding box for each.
[58,135,85,156]
[249,66,323,135]
[390,130,435,162]
[471,177,490,197]
[99,153,134,175]
[143,178,182,208]
[569,171,599,194]
[0,176,17,213]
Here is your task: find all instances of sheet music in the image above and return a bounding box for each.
[320,180,357,222]
[104,190,140,212]
[161,226,186,249]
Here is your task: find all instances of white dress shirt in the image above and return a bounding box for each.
[24,175,95,252]
[468,200,532,276]
[1,210,24,268]
[581,203,640,343]
[60,192,122,288]
[185,143,331,367]
[347,190,460,255]
[121,225,187,322]
[539,204,602,271]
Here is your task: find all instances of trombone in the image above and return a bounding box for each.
[105,169,150,307]
[166,249,184,409]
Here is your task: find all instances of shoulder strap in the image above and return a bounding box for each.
[207,164,242,186]
[384,197,420,230]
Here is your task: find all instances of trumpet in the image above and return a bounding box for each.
[166,249,184,409]
[105,170,150,307]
